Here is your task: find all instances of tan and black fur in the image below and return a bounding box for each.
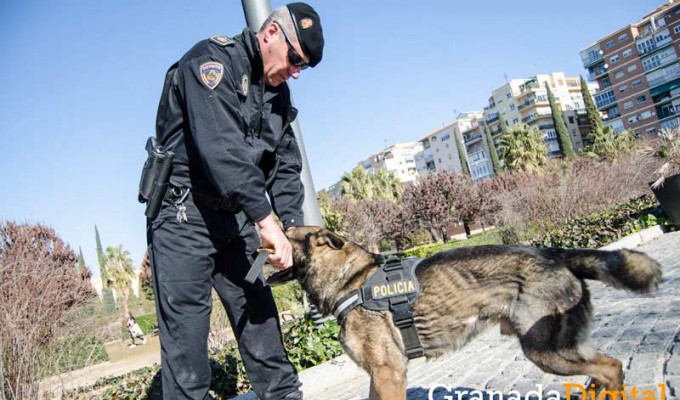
[270,226,662,400]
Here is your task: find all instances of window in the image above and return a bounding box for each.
[632,79,643,88]
[643,56,661,71]
[619,33,629,42]
[619,85,628,93]
[624,101,634,109]
[605,40,615,49]
[628,64,638,72]
[615,71,625,79]
[623,49,633,57]
[628,116,638,124]
[647,127,657,134]
[512,118,519,124]
[568,116,575,124]
[509,104,515,111]
[506,92,511,98]
[636,95,647,103]
[610,55,620,63]
[640,111,653,119]
[600,77,612,88]
[675,25,680,34]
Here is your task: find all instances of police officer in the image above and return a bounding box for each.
[147,3,324,399]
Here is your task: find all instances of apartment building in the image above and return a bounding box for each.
[414,113,475,173]
[581,0,680,134]
[414,112,495,182]
[358,141,423,184]
[483,73,591,157]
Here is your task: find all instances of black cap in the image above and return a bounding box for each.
[287,2,324,68]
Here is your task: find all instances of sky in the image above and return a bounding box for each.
[0,0,665,276]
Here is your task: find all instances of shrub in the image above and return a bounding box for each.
[488,153,658,237]
[530,195,673,249]
[0,222,96,399]
[399,230,502,258]
[271,280,305,315]
[283,318,343,371]
[48,333,109,375]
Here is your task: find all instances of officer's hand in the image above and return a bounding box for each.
[255,215,293,270]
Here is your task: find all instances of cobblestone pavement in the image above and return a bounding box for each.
[301,231,680,400]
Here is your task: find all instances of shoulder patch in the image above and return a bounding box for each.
[210,35,234,47]
[200,62,224,90]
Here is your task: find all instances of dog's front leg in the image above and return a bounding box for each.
[368,364,407,400]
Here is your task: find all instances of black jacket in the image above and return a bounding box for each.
[155,29,304,229]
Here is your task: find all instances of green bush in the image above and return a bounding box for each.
[271,280,304,313]
[48,333,109,375]
[283,317,343,371]
[530,195,673,249]
[399,229,502,258]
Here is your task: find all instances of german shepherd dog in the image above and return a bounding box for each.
[268,226,663,400]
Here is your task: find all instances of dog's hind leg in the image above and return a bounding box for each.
[518,317,624,393]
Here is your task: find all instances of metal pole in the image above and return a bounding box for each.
[241,0,324,227]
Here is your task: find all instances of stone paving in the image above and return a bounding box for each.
[280,230,680,400]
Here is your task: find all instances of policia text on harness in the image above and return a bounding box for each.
[333,256,425,359]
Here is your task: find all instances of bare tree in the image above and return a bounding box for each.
[0,222,95,399]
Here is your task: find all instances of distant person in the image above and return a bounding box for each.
[125,312,146,347]
[146,3,324,400]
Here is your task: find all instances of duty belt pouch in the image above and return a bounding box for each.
[138,137,174,219]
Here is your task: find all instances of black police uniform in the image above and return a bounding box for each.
[148,28,304,400]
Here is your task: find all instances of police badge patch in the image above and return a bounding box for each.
[200,62,224,90]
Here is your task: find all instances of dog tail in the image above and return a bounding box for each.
[545,248,662,293]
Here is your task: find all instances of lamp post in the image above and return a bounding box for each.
[241,0,324,227]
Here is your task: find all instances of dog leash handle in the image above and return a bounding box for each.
[244,248,274,284]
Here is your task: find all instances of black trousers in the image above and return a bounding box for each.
[147,197,301,400]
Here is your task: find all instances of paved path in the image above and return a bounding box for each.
[237,230,680,400]
[40,335,161,394]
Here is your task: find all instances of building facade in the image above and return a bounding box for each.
[483,73,591,158]
[581,0,680,134]
[414,112,495,182]
[358,141,423,184]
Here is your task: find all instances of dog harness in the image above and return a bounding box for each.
[332,256,425,359]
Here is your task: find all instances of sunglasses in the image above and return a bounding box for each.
[277,23,309,70]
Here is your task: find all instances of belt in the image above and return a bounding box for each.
[191,191,239,212]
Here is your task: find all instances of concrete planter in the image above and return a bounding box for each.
[651,173,680,226]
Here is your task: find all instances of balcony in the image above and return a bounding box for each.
[517,98,549,112]
[660,117,680,131]
[486,115,499,124]
[647,68,680,89]
[595,90,616,109]
[582,53,604,68]
[657,105,678,120]
[464,133,482,144]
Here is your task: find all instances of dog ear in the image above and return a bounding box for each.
[315,231,345,250]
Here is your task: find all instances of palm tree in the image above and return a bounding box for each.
[340,166,403,202]
[372,168,403,201]
[104,245,136,314]
[499,123,548,173]
[340,166,372,201]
